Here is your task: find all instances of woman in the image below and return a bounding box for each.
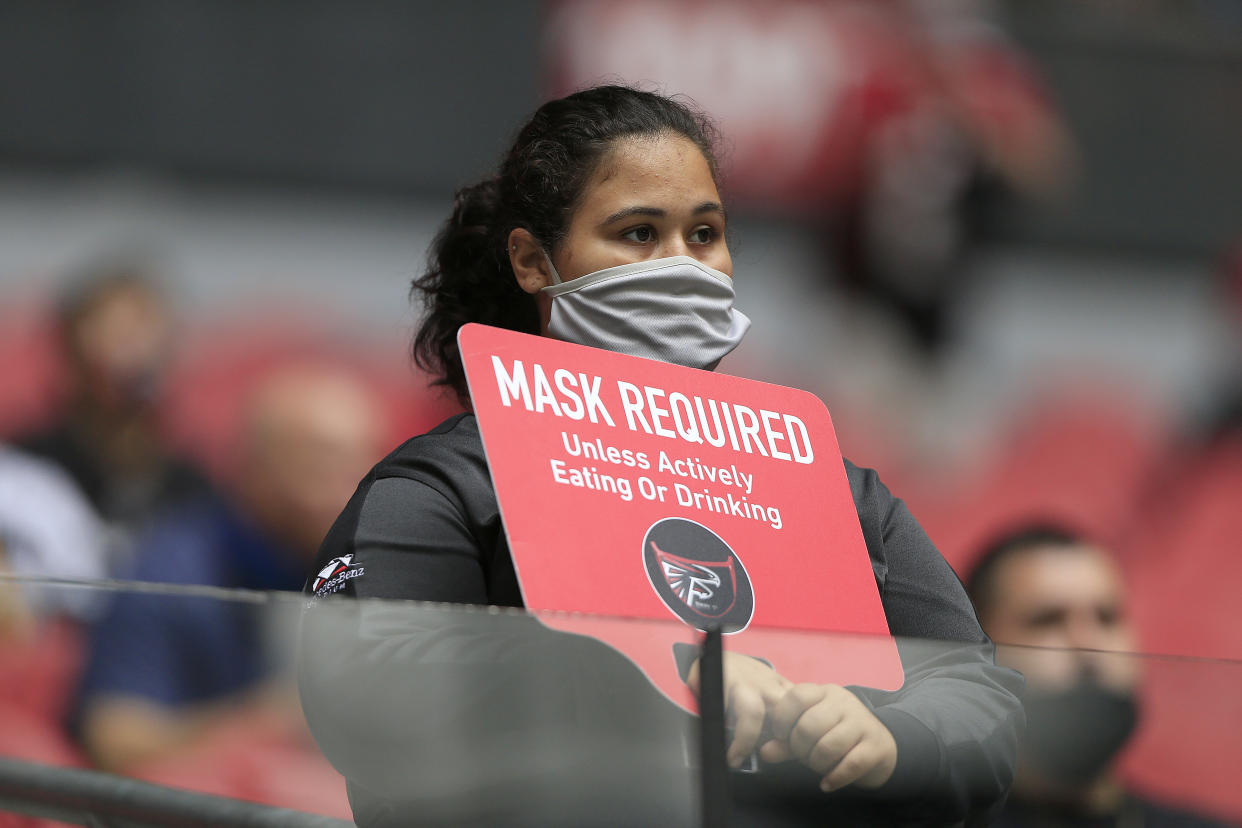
[300,86,1022,827]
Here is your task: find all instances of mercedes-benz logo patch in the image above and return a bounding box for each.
[642,517,754,633]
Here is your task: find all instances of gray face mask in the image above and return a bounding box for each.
[540,255,751,370]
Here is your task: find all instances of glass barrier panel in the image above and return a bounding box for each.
[0,578,353,827]
[0,576,1239,828]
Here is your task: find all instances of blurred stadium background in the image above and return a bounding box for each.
[0,0,1240,824]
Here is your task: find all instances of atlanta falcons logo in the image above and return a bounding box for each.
[652,542,736,617]
[642,518,754,633]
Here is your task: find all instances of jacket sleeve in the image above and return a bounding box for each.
[845,462,1025,824]
[311,475,498,604]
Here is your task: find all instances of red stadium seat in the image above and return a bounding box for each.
[1110,439,1242,822]
[0,619,86,728]
[1126,438,1242,661]
[917,389,1170,575]
[0,299,64,441]
[128,715,351,819]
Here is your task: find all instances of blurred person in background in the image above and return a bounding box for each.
[0,445,107,626]
[15,257,211,544]
[828,0,1076,359]
[0,445,108,772]
[966,525,1231,827]
[73,364,384,773]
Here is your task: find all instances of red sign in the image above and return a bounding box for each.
[460,323,903,710]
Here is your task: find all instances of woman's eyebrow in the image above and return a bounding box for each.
[601,202,727,225]
[601,205,665,225]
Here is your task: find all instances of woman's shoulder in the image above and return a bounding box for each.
[350,412,496,524]
[307,413,500,593]
[841,457,896,519]
[372,412,486,478]
[839,457,929,565]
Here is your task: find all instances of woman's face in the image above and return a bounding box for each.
[511,132,731,330]
[555,133,731,279]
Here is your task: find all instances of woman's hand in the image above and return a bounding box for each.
[759,683,898,792]
[685,652,792,768]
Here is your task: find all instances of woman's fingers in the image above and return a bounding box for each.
[758,738,792,764]
[725,682,767,767]
[802,716,863,774]
[689,658,896,785]
[689,652,794,766]
[786,688,852,761]
[824,734,894,794]
[767,682,830,746]
[765,683,899,791]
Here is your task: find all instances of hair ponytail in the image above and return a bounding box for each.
[412,177,539,405]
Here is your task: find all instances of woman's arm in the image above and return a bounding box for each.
[844,463,1025,820]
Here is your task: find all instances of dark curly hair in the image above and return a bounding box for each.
[411,85,721,405]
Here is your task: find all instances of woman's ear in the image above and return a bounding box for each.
[508,228,554,295]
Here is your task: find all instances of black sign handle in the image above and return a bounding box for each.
[699,625,729,828]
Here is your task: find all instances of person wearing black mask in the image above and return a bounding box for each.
[966,526,1232,827]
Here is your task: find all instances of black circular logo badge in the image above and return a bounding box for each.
[642,518,754,633]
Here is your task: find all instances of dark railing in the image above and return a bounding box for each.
[0,757,354,828]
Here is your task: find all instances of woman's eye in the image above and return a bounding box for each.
[689,226,716,244]
[622,226,655,243]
